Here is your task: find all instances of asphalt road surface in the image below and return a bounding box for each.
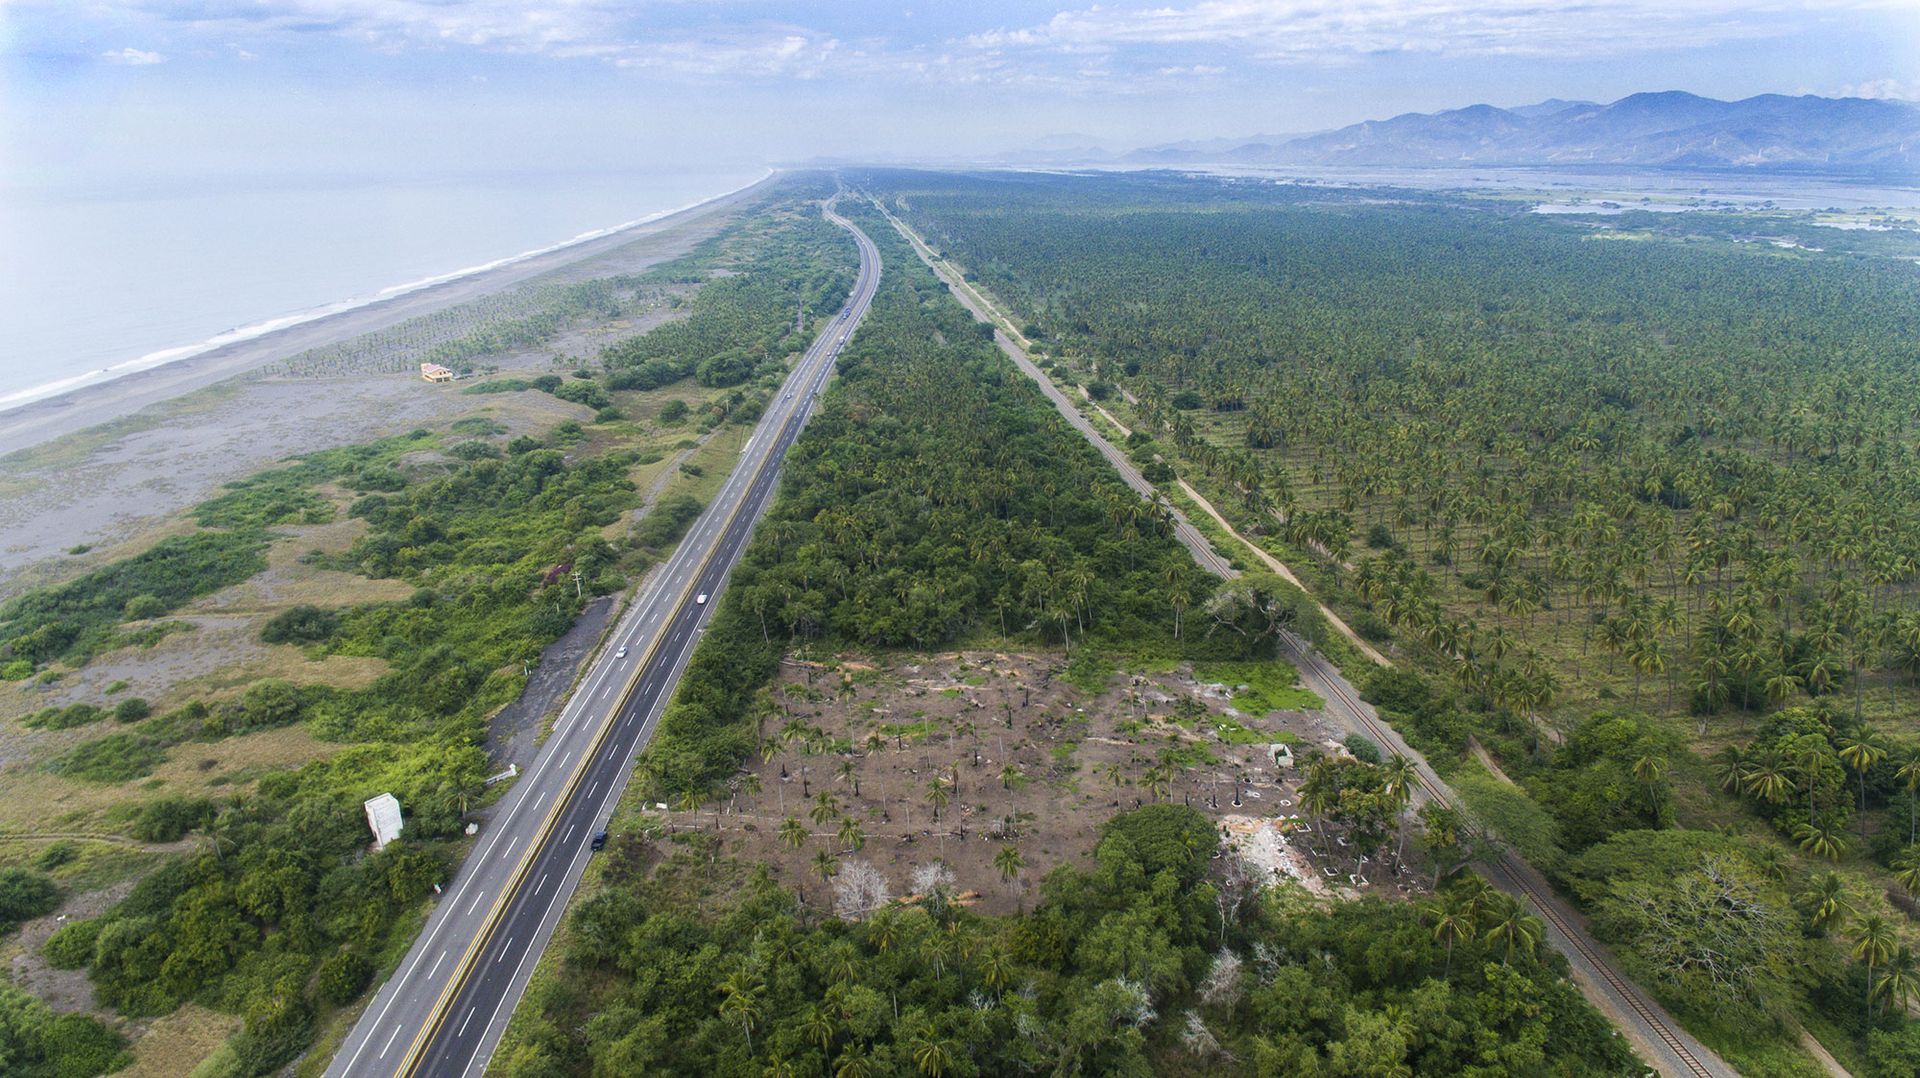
[881,203,1734,1078]
[325,197,881,1078]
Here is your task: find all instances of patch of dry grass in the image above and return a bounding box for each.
[122,1004,240,1078]
[0,724,336,832]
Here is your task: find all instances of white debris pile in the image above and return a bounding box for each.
[1218,814,1332,896]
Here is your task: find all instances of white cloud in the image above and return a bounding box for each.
[102,46,166,65]
[1837,78,1920,101]
[116,1,850,80]
[965,0,1906,64]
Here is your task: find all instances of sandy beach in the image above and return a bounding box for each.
[0,174,774,588]
[0,175,772,460]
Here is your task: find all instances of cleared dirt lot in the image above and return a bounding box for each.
[635,649,1428,917]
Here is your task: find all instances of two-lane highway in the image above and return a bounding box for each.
[327,196,882,1078]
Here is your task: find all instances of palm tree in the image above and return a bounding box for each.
[994,844,1025,889]
[813,849,840,890]
[869,911,899,954]
[1425,894,1475,977]
[910,1031,958,1078]
[925,777,951,822]
[1873,946,1920,1019]
[1742,757,1793,805]
[1142,764,1171,803]
[779,816,807,850]
[1838,736,1888,838]
[1793,737,1836,823]
[1631,753,1669,821]
[801,1005,837,1054]
[1712,745,1748,795]
[1380,754,1418,862]
[833,1049,875,1078]
[1482,895,1542,965]
[999,764,1021,790]
[1895,851,1920,897]
[1898,755,1920,845]
[1795,821,1849,861]
[811,791,842,827]
[978,946,1014,993]
[1854,916,1899,1022]
[837,817,866,853]
[1802,872,1857,931]
[717,971,763,1054]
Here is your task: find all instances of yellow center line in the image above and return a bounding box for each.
[391,237,867,1075]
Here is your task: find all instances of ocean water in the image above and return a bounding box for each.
[0,167,766,410]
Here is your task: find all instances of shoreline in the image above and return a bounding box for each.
[0,171,778,460]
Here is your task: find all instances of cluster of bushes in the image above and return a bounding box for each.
[502,805,1635,1076]
[0,532,268,672]
[0,983,130,1078]
[464,374,612,412]
[21,698,151,731]
[0,867,59,934]
[44,743,470,1074]
[600,208,855,395]
[632,493,703,550]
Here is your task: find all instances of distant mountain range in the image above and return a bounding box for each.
[1006,92,1920,175]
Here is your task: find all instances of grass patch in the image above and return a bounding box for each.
[1194,660,1322,714]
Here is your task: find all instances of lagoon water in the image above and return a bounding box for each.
[0,166,764,410]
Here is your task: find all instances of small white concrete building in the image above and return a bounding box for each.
[364,793,404,850]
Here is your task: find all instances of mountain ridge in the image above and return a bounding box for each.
[1037,92,1920,176]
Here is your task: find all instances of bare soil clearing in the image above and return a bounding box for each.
[636,650,1426,916]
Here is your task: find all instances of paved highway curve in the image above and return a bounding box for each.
[325,195,881,1078]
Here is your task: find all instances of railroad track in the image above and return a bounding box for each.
[1286,631,1718,1078]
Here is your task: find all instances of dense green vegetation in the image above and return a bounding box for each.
[502,805,1634,1077]
[0,866,59,934]
[0,532,267,673]
[601,208,853,393]
[29,419,646,1073]
[634,197,1244,804]
[0,983,130,1078]
[867,167,1920,1074]
[0,183,870,1076]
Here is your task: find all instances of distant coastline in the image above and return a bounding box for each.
[0,171,775,459]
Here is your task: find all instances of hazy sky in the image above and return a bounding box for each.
[5,1,1918,183]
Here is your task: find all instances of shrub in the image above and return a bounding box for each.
[551,380,611,411]
[41,918,103,969]
[260,604,340,645]
[0,984,130,1077]
[112,698,150,724]
[658,399,690,424]
[0,867,59,932]
[129,797,215,842]
[122,594,167,620]
[448,440,500,461]
[316,951,374,1006]
[1351,610,1393,643]
[48,733,165,784]
[23,704,106,731]
[632,494,703,549]
[1343,733,1382,764]
[33,842,77,871]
